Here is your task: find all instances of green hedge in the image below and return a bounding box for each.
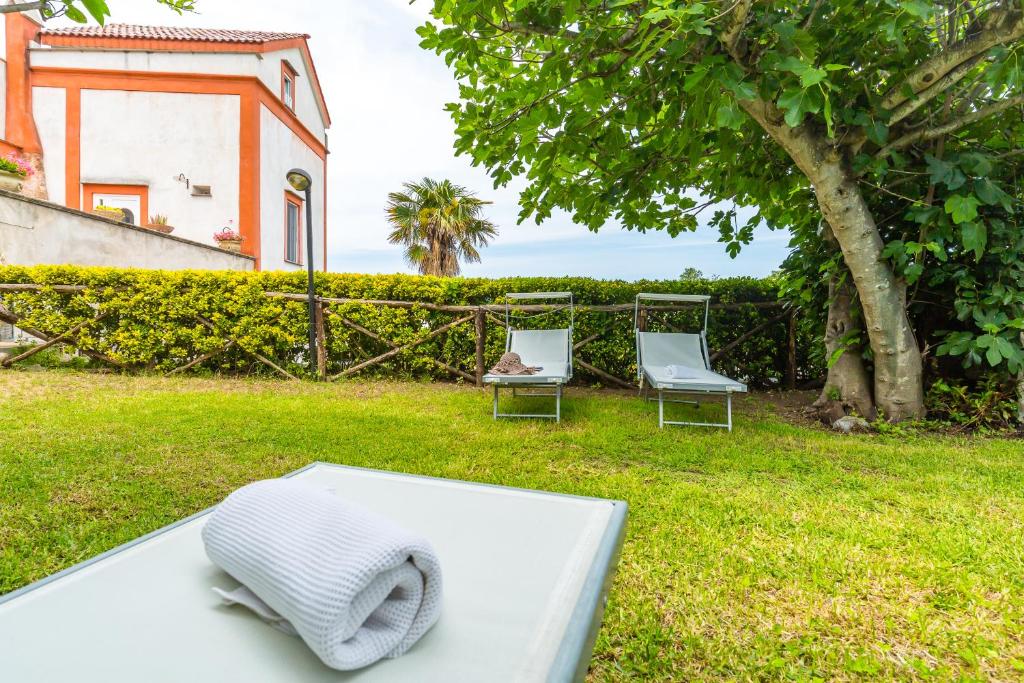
[0,266,820,387]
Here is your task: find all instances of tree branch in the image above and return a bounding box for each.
[719,0,754,62]
[0,1,46,13]
[880,6,1024,113]
[878,93,1024,156]
[886,53,985,127]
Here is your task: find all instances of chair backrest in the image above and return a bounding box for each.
[637,332,709,370]
[509,329,571,365]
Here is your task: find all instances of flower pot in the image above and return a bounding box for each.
[93,208,125,222]
[144,223,175,235]
[0,169,24,193]
[217,238,244,253]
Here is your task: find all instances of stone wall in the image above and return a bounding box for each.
[0,190,255,271]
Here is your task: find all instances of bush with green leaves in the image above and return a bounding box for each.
[0,266,816,387]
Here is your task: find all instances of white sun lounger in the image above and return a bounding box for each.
[484,292,574,422]
[0,462,627,683]
[635,293,747,430]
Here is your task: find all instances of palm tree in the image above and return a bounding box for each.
[386,178,498,277]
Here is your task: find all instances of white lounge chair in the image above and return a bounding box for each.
[635,293,747,430]
[484,292,573,422]
[0,462,627,683]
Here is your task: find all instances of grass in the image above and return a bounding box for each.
[2,371,1023,681]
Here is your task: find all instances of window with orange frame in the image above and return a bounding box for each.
[285,192,303,265]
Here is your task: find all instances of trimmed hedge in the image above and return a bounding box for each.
[0,266,820,387]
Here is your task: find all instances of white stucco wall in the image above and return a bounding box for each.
[79,89,240,245]
[30,48,257,81]
[259,103,324,271]
[0,191,254,270]
[257,46,327,140]
[31,47,328,139]
[31,86,65,205]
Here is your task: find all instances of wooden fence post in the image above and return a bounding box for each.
[474,307,486,387]
[314,299,327,381]
[786,308,797,390]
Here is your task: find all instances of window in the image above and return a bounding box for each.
[281,61,297,111]
[285,193,302,265]
[83,184,148,226]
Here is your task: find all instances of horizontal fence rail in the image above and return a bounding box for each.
[0,282,812,389]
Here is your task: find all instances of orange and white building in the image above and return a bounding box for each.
[0,12,330,270]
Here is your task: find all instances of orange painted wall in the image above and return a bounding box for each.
[4,12,43,155]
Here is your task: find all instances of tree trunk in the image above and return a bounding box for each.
[811,161,924,421]
[738,100,925,420]
[813,272,875,420]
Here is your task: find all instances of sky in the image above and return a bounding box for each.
[76,0,793,280]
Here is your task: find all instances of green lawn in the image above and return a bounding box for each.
[2,371,1023,680]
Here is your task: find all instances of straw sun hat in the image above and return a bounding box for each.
[489,352,541,375]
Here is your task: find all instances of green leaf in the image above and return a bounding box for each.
[79,0,111,23]
[715,102,746,130]
[63,4,88,22]
[945,195,980,224]
[959,221,987,259]
[777,87,821,127]
[974,178,1011,209]
[901,0,935,18]
[865,120,889,145]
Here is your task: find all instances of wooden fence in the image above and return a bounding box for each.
[0,284,800,389]
[264,292,798,390]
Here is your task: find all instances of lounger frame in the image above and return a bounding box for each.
[486,292,574,423]
[0,462,628,683]
[634,293,745,431]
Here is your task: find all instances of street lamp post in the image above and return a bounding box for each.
[286,168,317,375]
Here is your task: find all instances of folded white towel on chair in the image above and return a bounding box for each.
[667,364,703,379]
[202,478,442,671]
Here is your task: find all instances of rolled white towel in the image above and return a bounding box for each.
[201,478,442,671]
[667,364,703,379]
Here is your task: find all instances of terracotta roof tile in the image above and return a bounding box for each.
[39,24,308,44]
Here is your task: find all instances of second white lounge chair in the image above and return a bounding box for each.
[635,293,747,430]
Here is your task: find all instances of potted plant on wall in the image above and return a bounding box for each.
[144,214,174,234]
[213,221,244,252]
[92,204,126,222]
[0,153,33,193]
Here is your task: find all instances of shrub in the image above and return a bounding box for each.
[925,377,1020,432]
[0,266,820,386]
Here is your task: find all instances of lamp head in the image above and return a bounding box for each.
[286,168,312,192]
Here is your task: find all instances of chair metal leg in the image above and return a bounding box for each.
[727,392,733,432]
[658,390,664,428]
[556,385,561,423]
[493,384,499,420]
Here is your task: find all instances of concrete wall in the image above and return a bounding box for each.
[79,89,241,244]
[259,103,324,271]
[0,190,254,270]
